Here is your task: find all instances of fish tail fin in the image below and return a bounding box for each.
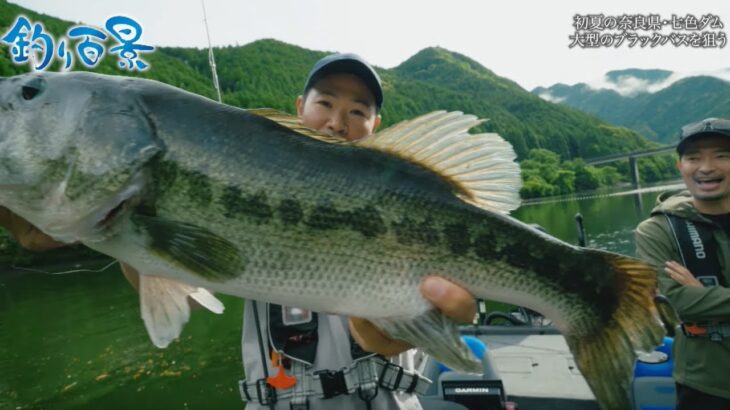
[566,252,664,410]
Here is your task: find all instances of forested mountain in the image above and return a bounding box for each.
[534,69,730,144]
[0,0,680,264]
[1,0,658,160]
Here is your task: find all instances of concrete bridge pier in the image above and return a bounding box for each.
[629,156,640,189]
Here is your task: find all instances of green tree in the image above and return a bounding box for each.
[554,169,576,194]
[521,175,559,198]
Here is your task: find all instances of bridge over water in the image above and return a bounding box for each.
[585,144,677,189]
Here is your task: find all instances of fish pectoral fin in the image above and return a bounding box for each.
[247,108,351,145]
[189,288,225,314]
[371,310,481,374]
[131,213,244,282]
[140,275,225,348]
[356,111,522,215]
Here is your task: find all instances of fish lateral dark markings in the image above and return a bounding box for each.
[277,198,304,225]
[218,186,273,222]
[349,205,387,238]
[240,191,273,222]
[219,185,244,219]
[443,222,471,256]
[305,203,350,230]
[392,216,441,247]
[181,168,213,206]
[152,160,180,194]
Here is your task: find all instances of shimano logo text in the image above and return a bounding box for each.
[685,221,706,259]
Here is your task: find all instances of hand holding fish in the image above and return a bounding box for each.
[0,207,66,251]
[664,261,704,288]
[350,276,477,356]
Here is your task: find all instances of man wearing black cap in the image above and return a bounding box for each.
[635,118,730,409]
[240,53,476,410]
[295,53,383,141]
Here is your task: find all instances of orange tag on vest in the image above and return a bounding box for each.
[266,351,297,389]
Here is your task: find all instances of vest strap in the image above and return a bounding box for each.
[239,356,432,404]
[664,214,724,286]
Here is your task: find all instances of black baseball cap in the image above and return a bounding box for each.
[303,53,383,111]
[677,117,730,155]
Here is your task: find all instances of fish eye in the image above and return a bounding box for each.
[21,77,45,100]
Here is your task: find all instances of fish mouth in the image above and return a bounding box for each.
[38,183,142,244]
[90,184,142,232]
[78,175,146,241]
[97,197,132,229]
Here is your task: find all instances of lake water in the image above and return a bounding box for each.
[0,182,684,409]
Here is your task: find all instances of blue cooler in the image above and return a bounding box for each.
[436,336,488,373]
[632,337,675,410]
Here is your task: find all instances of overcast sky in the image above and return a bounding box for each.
[7,0,730,90]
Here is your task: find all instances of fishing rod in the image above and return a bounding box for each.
[201,0,222,102]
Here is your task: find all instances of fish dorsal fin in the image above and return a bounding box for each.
[247,108,350,145]
[357,111,522,214]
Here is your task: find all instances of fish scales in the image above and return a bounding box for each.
[151,128,612,333]
[0,72,666,410]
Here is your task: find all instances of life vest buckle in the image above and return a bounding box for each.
[313,369,348,399]
[681,322,730,341]
[255,378,278,405]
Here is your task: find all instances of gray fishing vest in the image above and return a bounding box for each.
[240,300,424,410]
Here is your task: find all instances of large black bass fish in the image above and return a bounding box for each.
[0,72,664,409]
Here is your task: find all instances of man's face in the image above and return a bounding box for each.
[296,73,381,141]
[677,135,730,205]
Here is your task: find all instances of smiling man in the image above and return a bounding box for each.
[635,118,730,410]
[295,69,381,142]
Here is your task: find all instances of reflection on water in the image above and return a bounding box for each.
[515,182,685,255]
[0,182,684,409]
